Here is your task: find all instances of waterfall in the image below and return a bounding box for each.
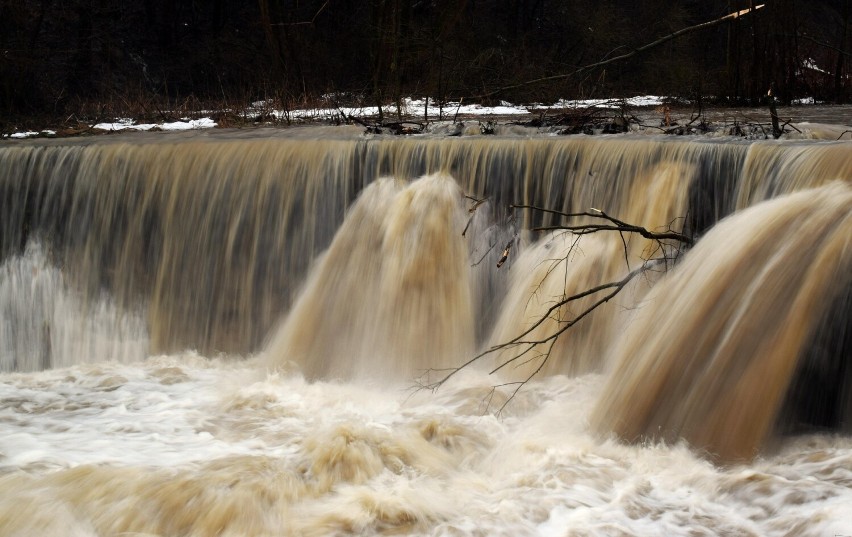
[592,182,852,461]
[3,135,847,364]
[264,173,475,381]
[1,131,851,459]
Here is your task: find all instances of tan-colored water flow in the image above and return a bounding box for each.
[0,135,849,373]
[736,142,852,207]
[264,174,475,380]
[484,159,692,379]
[2,139,362,362]
[592,182,852,462]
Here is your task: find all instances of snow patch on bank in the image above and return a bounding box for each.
[93,117,218,132]
[7,130,55,139]
[3,118,217,139]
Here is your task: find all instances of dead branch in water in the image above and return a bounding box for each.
[419,205,692,414]
[514,205,694,245]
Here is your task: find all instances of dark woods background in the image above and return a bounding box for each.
[1,0,849,124]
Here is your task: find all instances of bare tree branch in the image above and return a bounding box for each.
[483,5,765,98]
[792,33,852,57]
[423,205,693,409]
[270,0,330,26]
[511,204,694,245]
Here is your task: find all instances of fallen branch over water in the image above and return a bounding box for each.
[515,206,694,245]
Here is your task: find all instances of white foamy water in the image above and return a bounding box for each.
[1,136,850,536]
[1,354,851,536]
[0,243,148,373]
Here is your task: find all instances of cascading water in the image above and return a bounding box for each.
[0,241,148,372]
[592,182,852,461]
[1,135,765,357]
[0,129,851,536]
[264,173,475,381]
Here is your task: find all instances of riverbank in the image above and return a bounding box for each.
[4,96,851,142]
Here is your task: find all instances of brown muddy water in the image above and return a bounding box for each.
[0,122,850,536]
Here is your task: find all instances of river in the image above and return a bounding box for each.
[1,122,851,536]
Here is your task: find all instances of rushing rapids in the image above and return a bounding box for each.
[1,128,851,535]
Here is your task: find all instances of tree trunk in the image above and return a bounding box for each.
[836,0,850,104]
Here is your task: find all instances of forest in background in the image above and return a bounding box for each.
[0,0,849,128]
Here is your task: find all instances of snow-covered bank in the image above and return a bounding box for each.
[3,95,850,140]
[280,95,670,121]
[2,118,219,139]
[1,96,668,139]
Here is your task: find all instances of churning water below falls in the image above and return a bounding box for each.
[1,128,851,536]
